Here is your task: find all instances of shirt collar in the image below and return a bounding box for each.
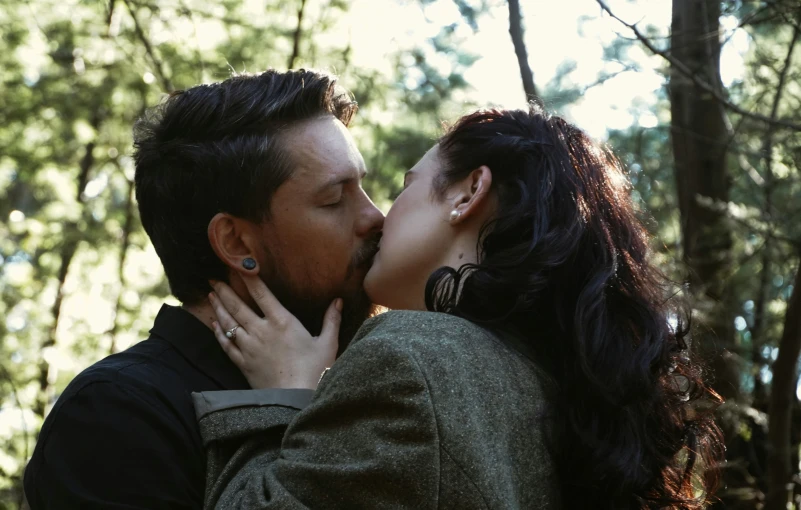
[150,304,250,390]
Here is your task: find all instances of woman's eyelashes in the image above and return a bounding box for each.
[390,187,405,201]
[392,178,412,200]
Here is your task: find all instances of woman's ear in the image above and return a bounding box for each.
[208,213,262,274]
[448,165,493,224]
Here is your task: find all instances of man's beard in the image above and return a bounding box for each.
[337,289,382,354]
[263,233,382,352]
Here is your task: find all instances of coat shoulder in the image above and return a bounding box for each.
[352,310,492,352]
[348,310,553,400]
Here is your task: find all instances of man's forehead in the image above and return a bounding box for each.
[282,117,365,187]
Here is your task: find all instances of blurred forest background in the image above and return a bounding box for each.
[1,0,800,508]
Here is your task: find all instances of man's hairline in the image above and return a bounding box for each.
[260,113,352,220]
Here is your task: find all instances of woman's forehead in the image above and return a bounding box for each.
[410,145,442,175]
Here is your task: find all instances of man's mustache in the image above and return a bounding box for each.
[351,232,382,271]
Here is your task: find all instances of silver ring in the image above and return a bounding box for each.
[225,325,240,340]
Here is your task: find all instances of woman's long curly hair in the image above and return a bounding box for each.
[425,106,724,509]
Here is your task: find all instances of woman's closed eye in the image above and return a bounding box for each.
[390,187,405,201]
[390,177,413,201]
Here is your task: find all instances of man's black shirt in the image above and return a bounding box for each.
[24,305,250,509]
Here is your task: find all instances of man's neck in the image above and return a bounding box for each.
[182,301,216,331]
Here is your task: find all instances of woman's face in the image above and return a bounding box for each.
[364,145,455,310]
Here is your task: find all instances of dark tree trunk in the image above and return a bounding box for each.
[507,0,538,102]
[288,0,307,69]
[751,247,770,404]
[108,177,135,355]
[669,0,739,400]
[765,259,801,510]
[123,0,173,92]
[34,130,98,426]
[764,22,801,510]
[755,17,800,408]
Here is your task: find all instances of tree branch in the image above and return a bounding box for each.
[763,18,801,510]
[288,0,307,69]
[507,0,540,105]
[765,253,801,510]
[749,15,799,376]
[596,0,801,131]
[122,0,174,92]
[34,112,103,425]
[108,174,135,355]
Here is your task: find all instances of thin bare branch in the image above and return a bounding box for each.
[596,0,801,131]
[122,0,174,92]
[34,112,103,426]
[507,0,539,104]
[288,0,308,69]
[108,174,135,355]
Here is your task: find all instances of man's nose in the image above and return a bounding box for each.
[355,189,385,237]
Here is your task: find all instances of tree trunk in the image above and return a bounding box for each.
[755,18,800,411]
[764,21,801,510]
[108,177,135,355]
[507,0,538,103]
[123,0,173,92]
[751,246,770,404]
[669,0,739,400]
[33,135,97,425]
[765,258,801,510]
[287,0,307,69]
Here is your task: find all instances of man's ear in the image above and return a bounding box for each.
[448,165,493,224]
[207,213,262,274]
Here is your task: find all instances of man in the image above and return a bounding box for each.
[23,69,384,509]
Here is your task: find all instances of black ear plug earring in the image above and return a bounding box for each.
[242,258,257,270]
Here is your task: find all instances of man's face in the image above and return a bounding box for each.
[256,116,384,341]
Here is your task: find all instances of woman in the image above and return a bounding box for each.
[196,106,723,509]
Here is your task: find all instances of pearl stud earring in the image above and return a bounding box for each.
[449,210,461,222]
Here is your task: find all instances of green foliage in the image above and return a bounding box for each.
[0,0,489,505]
[1,0,799,508]
[604,4,801,506]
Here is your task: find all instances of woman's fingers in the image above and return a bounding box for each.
[208,278,342,390]
[208,291,241,332]
[318,298,342,356]
[240,274,287,322]
[210,280,261,330]
[208,294,247,367]
[212,320,245,368]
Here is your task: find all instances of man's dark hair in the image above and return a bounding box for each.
[133,69,357,304]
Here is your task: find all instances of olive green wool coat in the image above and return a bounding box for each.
[192,310,560,509]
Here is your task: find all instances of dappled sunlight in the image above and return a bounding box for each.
[1,0,799,507]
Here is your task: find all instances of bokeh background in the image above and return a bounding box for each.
[1,0,800,508]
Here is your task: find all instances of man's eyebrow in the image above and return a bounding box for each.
[315,169,366,194]
[316,175,350,193]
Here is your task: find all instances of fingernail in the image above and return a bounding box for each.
[208,292,216,302]
[212,320,218,329]
[335,298,343,312]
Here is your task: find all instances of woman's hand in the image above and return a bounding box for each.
[208,276,341,390]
